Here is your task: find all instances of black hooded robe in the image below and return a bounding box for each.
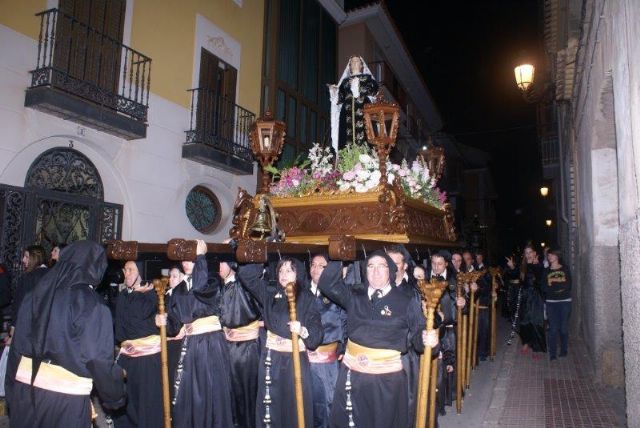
[167,255,234,428]
[237,261,323,428]
[112,289,163,428]
[318,253,426,428]
[8,241,125,428]
[220,274,262,428]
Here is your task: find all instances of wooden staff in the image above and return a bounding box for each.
[461,291,468,391]
[153,278,171,428]
[285,282,305,428]
[465,282,475,388]
[415,279,446,428]
[455,273,464,413]
[489,268,501,360]
[471,270,486,370]
[428,341,438,428]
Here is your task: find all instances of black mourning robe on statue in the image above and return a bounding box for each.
[8,241,125,428]
[220,275,262,428]
[237,263,323,428]
[112,289,163,428]
[167,255,234,428]
[318,261,426,428]
[338,74,379,148]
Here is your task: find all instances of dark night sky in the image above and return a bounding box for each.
[346,0,549,253]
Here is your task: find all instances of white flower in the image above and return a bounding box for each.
[369,170,381,183]
[387,173,395,184]
[356,169,371,181]
[359,154,372,164]
[355,183,368,193]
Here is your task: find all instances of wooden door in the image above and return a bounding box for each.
[54,0,126,103]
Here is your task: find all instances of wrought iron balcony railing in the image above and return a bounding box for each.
[30,8,151,123]
[540,136,560,166]
[186,88,255,162]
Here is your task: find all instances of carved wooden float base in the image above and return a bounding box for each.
[266,188,457,247]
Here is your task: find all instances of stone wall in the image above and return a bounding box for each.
[567,0,640,425]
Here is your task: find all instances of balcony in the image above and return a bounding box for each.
[24,9,151,140]
[183,88,255,175]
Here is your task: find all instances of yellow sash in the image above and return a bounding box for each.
[265,330,306,352]
[119,335,161,357]
[185,315,222,336]
[224,320,260,342]
[16,356,93,396]
[342,340,402,374]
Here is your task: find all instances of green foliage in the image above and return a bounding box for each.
[337,143,372,173]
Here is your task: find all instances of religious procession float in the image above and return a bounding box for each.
[107,56,458,264]
[229,55,457,263]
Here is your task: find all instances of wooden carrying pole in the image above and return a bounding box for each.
[415,279,446,428]
[428,347,438,428]
[285,283,305,428]
[466,285,475,388]
[455,273,464,413]
[153,278,171,428]
[472,296,479,370]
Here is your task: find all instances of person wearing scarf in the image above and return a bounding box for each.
[111,261,163,428]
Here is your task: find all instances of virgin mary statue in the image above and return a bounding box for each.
[329,56,379,153]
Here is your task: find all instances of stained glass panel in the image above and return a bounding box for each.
[185,186,221,234]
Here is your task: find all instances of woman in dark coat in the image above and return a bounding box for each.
[508,245,547,358]
[238,257,323,428]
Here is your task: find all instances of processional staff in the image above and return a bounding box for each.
[153,278,171,428]
[415,278,447,428]
[285,282,305,428]
[455,272,465,414]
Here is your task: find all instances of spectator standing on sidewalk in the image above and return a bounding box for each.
[544,248,572,361]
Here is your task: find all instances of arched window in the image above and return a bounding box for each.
[25,148,104,199]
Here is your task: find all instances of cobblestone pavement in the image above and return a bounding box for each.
[441,319,626,428]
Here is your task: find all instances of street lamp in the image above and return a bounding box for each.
[540,186,549,197]
[545,219,553,227]
[514,64,535,91]
[250,110,286,193]
[541,242,546,248]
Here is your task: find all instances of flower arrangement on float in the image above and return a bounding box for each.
[265,142,448,209]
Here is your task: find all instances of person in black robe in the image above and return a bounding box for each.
[428,251,465,414]
[386,246,421,424]
[219,260,261,428]
[507,245,547,358]
[112,261,163,428]
[237,257,323,428]
[4,245,48,407]
[318,250,438,428]
[8,240,126,428]
[474,266,492,362]
[307,254,346,428]
[165,265,185,400]
[165,240,234,428]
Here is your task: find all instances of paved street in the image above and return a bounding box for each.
[441,320,626,427]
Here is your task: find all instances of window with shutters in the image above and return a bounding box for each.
[25,0,152,139]
[184,49,256,174]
